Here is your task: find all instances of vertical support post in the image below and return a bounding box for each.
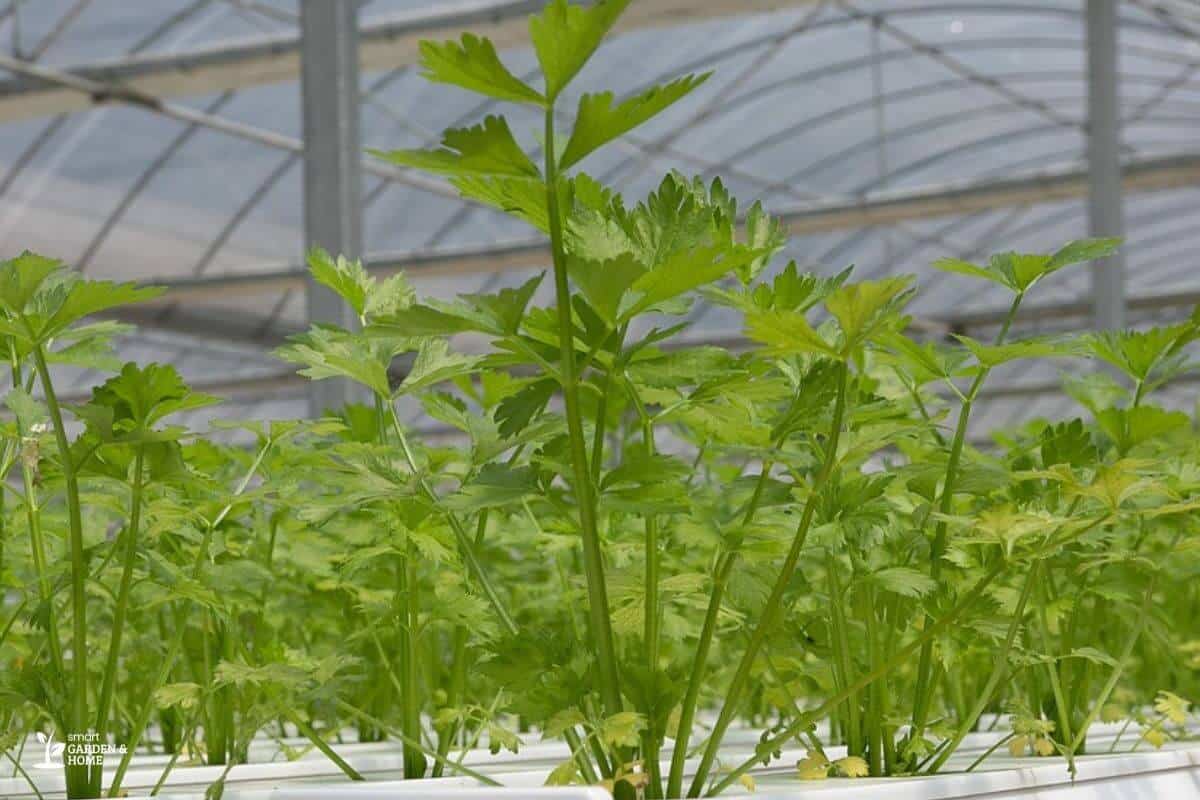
[300,0,363,414]
[1086,0,1125,331]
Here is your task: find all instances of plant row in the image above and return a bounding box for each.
[2,1,1199,798]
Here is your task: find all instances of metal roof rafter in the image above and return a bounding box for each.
[0,0,815,122]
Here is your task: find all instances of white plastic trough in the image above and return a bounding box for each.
[255,742,1200,800]
[3,724,1196,799]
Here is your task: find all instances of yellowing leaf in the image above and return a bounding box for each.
[545,759,579,786]
[1100,703,1127,723]
[833,755,868,777]
[1144,727,1167,748]
[1155,690,1190,724]
[797,751,830,780]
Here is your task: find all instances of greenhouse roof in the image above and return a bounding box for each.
[0,0,1198,434]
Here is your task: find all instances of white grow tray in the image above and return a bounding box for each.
[253,742,1200,800]
[4,725,1195,799]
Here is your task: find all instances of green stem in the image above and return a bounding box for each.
[394,546,426,779]
[1034,591,1075,776]
[7,352,64,682]
[286,710,364,781]
[689,363,849,797]
[966,732,1016,772]
[31,344,93,797]
[107,437,276,797]
[543,102,622,719]
[94,447,145,743]
[665,456,779,798]
[1108,718,1134,753]
[2,750,45,800]
[386,406,517,636]
[338,701,502,786]
[707,561,1005,796]
[436,509,488,777]
[1067,578,1155,754]
[631,387,663,798]
[0,599,26,650]
[14,402,66,681]
[925,559,1040,774]
[826,552,860,755]
[564,728,599,784]
[864,585,884,775]
[910,293,1023,746]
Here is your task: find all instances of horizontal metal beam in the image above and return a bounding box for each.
[0,52,458,199]
[0,0,807,122]
[942,286,1200,331]
[137,150,1200,305]
[783,150,1200,235]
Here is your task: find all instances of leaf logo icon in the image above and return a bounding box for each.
[34,730,61,769]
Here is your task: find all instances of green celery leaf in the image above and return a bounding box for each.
[954,334,1079,368]
[451,175,548,232]
[397,338,481,396]
[744,309,837,358]
[6,386,47,431]
[418,33,546,106]
[444,463,539,510]
[933,238,1119,294]
[568,252,645,325]
[276,326,399,397]
[1081,325,1197,383]
[619,243,764,321]
[84,362,220,433]
[877,331,969,385]
[494,378,556,438]
[1039,419,1098,468]
[368,303,479,338]
[739,200,787,283]
[1095,405,1189,452]
[374,115,539,178]
[370,274,543,338]
[1045,237,1122,271]
[559,74,710,169]
[460,273,545,335]
[870,566,937,598]
[825,275,914,350]
[0,251,61,312]
[308,248,371,317]
[530,0,632,101]
[36,279,163,342]
[704,262,850,313]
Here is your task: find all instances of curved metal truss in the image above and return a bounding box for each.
[0,0,1198,430]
